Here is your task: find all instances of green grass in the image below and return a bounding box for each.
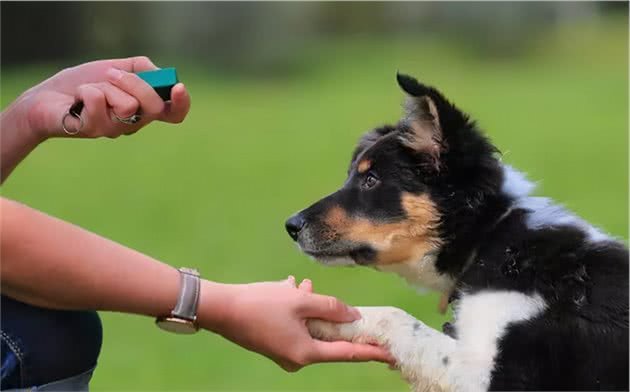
[1,18,627,391]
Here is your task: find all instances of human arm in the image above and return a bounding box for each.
[0,197,392,370]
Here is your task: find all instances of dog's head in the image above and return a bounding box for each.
[286,74,503,290]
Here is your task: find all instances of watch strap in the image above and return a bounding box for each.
[171,267,200,321]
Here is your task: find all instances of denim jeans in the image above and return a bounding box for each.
[0,295,103,391]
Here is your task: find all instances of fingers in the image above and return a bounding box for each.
[74,83,143,138]
[159,83,190,124]
[99,57,190,124]
[285,275,297,288]
[76,84,110,135]
[106,68,164,116]
[282,276,312,292]
[298,293,361,323]
[310,340,395,364]
[298,279,313,293]
[130,56,158,73]
[94,83,139,119]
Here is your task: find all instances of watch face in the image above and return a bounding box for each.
[156,317,199,334]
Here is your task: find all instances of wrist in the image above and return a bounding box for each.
[196,280,240,333]
[21,89,56,142]
[2,93,45,145]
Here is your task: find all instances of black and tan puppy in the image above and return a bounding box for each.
[285,74,629,391]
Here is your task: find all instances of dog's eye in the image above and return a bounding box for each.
[362,173,379,190]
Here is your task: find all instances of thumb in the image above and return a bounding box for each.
[310,340,395,364]
[298,294,361,323]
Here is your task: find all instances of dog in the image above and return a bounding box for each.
[285,74,629,391]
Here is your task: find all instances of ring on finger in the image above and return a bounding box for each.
[114,113,141,125]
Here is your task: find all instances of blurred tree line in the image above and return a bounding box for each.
[1,2,627,75]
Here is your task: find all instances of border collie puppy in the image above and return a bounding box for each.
[285,74,628,391]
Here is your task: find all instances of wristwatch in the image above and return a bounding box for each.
[155,267,201,334]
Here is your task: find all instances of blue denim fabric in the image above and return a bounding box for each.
[0,295,103,390]
[2,367,95,392]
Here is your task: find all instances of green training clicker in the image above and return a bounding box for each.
[136,67,179,101]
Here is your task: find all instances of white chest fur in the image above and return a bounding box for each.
[450,291,547,390]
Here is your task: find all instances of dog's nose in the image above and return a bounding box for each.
[285,214,306,241]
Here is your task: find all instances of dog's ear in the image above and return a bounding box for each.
[349,125,396,172]
[396,73,470,167]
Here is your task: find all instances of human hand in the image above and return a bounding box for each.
[19,56,190,139]
[198,277,393,372]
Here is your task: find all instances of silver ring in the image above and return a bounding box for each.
[62,111,84,135]
[114,114,141,125]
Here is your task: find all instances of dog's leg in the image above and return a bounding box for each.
[308,306,458,392]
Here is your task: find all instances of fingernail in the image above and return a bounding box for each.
[106,68,123,81]
[348,306,362,321]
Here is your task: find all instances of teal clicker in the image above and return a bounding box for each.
[136,68,178,101]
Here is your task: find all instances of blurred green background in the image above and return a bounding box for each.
[1,2,628,391]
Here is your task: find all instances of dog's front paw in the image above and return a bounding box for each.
[307,306,417,346]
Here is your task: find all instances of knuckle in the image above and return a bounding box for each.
[120,71,139,85]
[77,84,91,95]
[82,90,105,108]
[134,55,152,65]
[121,99,139,115]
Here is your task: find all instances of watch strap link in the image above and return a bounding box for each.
[171,267,200,321]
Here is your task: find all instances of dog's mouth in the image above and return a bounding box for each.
[301,245,377,266]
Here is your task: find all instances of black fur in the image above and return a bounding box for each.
[286,74,629,390]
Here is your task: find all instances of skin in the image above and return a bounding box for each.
[0,56,392,373]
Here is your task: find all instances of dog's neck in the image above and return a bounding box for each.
[374,251,455,293]
[374,200,515,302]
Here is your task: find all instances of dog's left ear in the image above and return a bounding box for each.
[396,73,469,166]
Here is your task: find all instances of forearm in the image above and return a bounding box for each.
[0,92,45,183]
[0,197,230,322]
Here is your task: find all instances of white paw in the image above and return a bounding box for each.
[307,306,457,392]
[307,306,420,347]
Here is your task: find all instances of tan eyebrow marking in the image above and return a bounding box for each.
[357,159,372,174]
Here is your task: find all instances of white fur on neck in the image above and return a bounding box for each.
[502,164,610,243]
[374,252,453,293]
[501,164,537,198]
